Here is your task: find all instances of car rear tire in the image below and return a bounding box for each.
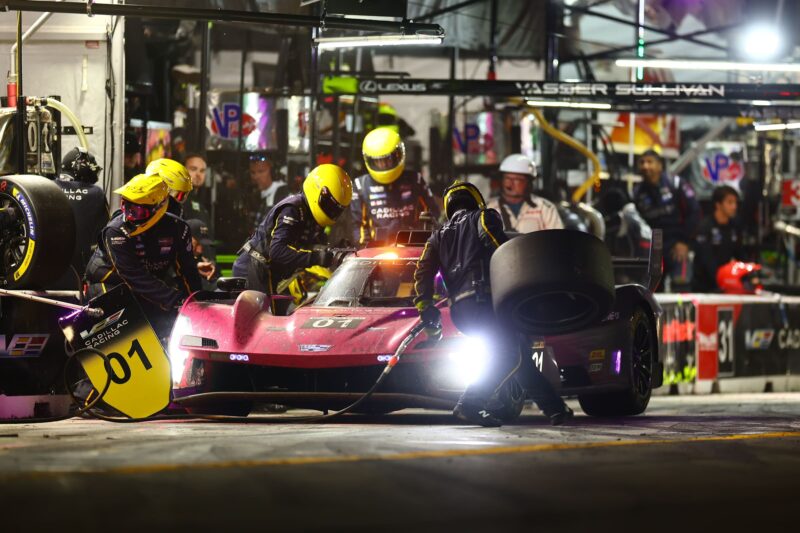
[490,230,615,336]
[578,307,656,417]
[0,175,75,289]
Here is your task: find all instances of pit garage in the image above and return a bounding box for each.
[1,1,800,531]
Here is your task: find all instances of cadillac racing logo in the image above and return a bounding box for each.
[80,309,127,340]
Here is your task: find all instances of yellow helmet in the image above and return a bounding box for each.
[146,158,192,202]
[114,174,170,231]
[362,128,405,185]
[302,164,353,227]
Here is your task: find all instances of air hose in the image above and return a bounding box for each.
[528,108,602,203]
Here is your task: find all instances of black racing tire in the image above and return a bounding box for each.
[0,175,75,289]
[494,374,526,423]
[578,307,656,417]
[490,230,615,336]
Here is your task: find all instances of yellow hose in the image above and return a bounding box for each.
[529,108,601,203]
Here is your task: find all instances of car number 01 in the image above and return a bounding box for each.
[106,338,153,385]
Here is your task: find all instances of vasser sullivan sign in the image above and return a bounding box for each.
[514,82,725,98]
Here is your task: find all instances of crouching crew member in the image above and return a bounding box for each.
[413,181,571,427]
[233,164,352,304]
[146,158,193,218]
[351,128,440,245]
[84,174,202,336]
[52,147,110,289]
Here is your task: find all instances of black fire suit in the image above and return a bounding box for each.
[52,175,110,290]
[350,170,440,244]
[413,208,565,416]
[232,194,325,295]
[692,216,744,292]
[85,211,202,335]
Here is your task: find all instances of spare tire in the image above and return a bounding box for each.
[0,175,75,289]
[490,230,614,335]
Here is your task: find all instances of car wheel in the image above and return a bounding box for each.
[185,361,253,417]
[490,230,615,335]
[0,175,75,289]
[494,374,526,423]
[578,307,655,417]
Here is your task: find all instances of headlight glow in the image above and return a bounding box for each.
[167,314,193,386]
[447,335,489,387]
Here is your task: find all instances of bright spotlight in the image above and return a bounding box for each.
[741,24,782,60]
[447,336,490,387]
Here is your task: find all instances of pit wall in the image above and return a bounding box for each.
[656,294,800,395]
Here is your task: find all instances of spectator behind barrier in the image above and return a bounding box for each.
[182,153,212,228]
[693,185,745,292]
[633,149,700,291]
[250,153,289,231]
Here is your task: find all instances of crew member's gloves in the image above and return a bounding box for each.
[310,245,334,267]
[416,301,442,340]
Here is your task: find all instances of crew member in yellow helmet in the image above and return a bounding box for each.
[145,158,192,218]
[233,164,352,301]
[351,127,440,244]
[84,174,202,334]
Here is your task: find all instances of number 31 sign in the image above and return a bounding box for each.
[59,284,171,419]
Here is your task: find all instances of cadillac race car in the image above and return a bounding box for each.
[169,230,665,420]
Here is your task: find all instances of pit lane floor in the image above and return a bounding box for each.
[1,393,799,532]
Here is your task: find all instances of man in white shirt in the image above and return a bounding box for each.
[250,154,289,227]
[486,154,564,233]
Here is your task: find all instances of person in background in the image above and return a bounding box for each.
[182,153,211,225]
[186,218,218,291]
[633,149,700,290]
[250,153,290,229]
[123,131,143,182]
[693,185,744,292]
[486,154,563,233]
[351,128,441,245]
[596,183,652,259]
[51,147,110,290]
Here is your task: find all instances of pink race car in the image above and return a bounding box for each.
[169,230,664,420]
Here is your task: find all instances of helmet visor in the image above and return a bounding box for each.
[318,186,346,221]
[121,199,158,224]
[364,144,404,172]
[171,189,189,203]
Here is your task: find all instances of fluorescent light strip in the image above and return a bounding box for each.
[616,58,800,73]
[754,122,800,131]
[316,34,443,50]
[526,100,612,110]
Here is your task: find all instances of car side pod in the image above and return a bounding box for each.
[232,290,269,344]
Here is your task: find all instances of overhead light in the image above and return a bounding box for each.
[527,100,612,110]
[753,122,800,132]
[616,58,800,73]
[741,24,782,60]
[751,100,772,106]
[315,33,443,50]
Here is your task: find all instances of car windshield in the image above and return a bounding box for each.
[314,257,446,307]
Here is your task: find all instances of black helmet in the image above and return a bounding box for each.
[443,181,486,220]
[62,147,102,184]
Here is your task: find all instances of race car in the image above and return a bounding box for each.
[169,229,665,420]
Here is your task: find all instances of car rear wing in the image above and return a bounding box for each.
[610,229,663,292]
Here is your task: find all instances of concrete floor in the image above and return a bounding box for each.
[1,393,799,531]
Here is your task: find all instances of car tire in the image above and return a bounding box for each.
[0,175,75,289]
[578,307,656,417]
[494,374,526,423]
[185,361,253,417]
[490,230,615,335]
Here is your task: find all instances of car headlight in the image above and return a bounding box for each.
[446,335,489,388]
[167,314,193,386]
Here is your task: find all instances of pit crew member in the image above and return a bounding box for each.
[146,158,192,218]
[52,147,110,289]
[233,164,352,303]
[693,185,744,292]
[486,154,563,233]
[187,218,218,291]
[182,153,212,225]
[634,149,700,290]
[351,128,440,244]
[84,174,202,335]
[413,181,570,427]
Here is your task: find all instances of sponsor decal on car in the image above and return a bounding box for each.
[778,328,800,349]
[745,329,775,350]
[299,344,333,352]
[589,362,603,373]
[0,334,50,357]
